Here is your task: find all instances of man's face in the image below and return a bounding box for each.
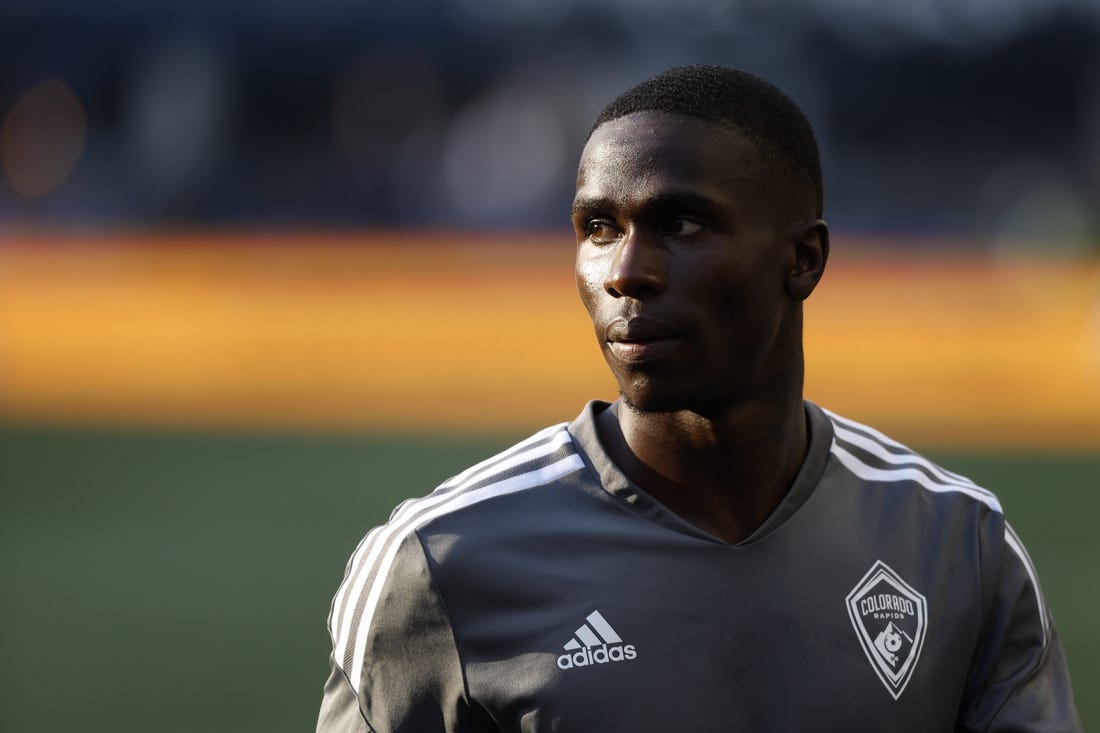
[572,111,802,415]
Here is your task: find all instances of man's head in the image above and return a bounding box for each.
[573,65,828,415]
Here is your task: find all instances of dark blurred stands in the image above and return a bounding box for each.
[0,0,1098,245]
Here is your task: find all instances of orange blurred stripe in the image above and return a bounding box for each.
[1,232,1097,448]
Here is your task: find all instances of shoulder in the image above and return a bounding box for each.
[819,405,1003,516]
[817,408,1053,629]
[349,418,583,577]
[399,419,585,534]
[323,420,587,692]
[817,408,1060,645]
[333,418,586,607]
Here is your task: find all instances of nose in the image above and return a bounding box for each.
[604,230,666,300]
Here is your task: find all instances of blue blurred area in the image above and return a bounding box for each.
[1,0,1098,241]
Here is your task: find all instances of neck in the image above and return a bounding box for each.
[597,383,809,544]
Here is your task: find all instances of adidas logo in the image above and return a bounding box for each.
[556,610,637,670]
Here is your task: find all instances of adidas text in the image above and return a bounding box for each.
[557,644,637,669]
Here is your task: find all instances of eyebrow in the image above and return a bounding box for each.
[571,191,723,217]
[570,196,612,216]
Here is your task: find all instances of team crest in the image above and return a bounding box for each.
[845,560,927,699]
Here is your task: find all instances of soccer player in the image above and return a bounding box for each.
[316,65,1082,732]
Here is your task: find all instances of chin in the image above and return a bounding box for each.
[617,370,749,416]
[618,380,692,414]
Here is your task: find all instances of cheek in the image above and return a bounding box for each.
[574,251,606,314]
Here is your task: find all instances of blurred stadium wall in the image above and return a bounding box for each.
[1,233,1097,450]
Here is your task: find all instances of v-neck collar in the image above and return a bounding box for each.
[567,399,834,547]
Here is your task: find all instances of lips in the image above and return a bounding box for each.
[605,317,681,363]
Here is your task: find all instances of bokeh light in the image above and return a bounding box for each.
[1,78,86,198]
[124,34,234,214]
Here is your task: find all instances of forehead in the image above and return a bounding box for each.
[575,111,768,208]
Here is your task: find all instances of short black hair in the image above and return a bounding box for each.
[591,65,823,218]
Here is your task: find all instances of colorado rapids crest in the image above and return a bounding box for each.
[846,560,927,699]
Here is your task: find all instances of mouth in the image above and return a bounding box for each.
[605,317,681,364]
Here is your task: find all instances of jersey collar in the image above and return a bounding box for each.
[567,399,835,547]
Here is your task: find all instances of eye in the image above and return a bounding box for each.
[662,218,704,238]
[585,219,621,244]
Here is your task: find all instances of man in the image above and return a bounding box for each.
[317,65,1081,732]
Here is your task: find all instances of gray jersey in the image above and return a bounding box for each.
[317,401,1081,732]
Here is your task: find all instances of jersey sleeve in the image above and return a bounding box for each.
[316,530,494,733]
[957,519,1082,732]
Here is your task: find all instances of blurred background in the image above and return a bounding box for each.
[1,1,1098,731]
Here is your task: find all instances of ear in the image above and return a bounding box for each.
[785,219,829,301]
